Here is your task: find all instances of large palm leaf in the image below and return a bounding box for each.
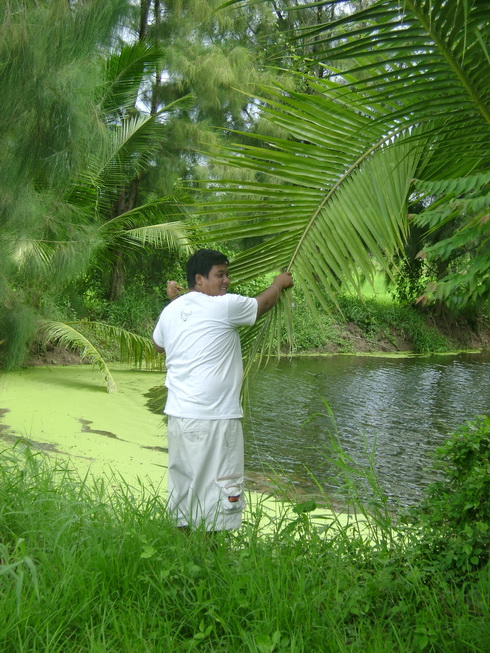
[187,86,427,360]
[190,0,490,358]
[37,320,162,393]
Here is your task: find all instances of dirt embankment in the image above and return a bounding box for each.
[321,317,490,354]
[26,308,490,366]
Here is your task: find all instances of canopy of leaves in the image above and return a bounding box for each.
[0,1,193,375]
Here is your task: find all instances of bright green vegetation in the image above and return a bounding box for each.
[2,1,490,388]
[289,291,456,354]
[2,416,489,652]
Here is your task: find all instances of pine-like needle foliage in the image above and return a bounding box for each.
[0,1,192,377]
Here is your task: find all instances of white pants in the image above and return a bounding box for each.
[166,417,245,531]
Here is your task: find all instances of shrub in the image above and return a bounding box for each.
[410,415,490,576]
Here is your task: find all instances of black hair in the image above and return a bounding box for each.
[186,249,229,288]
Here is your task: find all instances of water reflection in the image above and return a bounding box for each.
[243,352,490,507]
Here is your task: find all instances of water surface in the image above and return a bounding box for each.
[243,352,490,507]
[2,353,488,509]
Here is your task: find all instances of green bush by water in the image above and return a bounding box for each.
[410,415,490,575]
[1,416,489,651]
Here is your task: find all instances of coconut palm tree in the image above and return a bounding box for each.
[188,0,490,357]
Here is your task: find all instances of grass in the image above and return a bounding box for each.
[1,440,489,652]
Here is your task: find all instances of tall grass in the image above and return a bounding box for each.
[1,438,489,652]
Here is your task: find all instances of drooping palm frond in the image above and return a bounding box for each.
[37,320,162,393]
[9,240,55,268]
[240,289,295,371]
[83,92,193,196]
[191,0,490,361]
[191,92,425,312]
[74,320,162,370]
[37,320,119,393]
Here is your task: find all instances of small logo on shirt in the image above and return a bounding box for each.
[180,309,192,321]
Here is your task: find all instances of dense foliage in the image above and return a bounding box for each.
[188,0,490,363]
[1,0,489,380]
[411,415,490,575]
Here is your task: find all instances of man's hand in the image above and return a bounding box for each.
[166,280,185,301]
[255,271,294,319]
[272,271,294,291]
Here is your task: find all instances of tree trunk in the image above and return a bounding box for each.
[108,250,126,302]
[107,178,140,301]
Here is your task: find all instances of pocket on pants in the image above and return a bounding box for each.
[216,475,245,512]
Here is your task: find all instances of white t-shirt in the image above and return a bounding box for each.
[153,292,258,419]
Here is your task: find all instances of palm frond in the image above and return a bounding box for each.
[94,95,193,186]
[189,127,423,367]
[97,113,166,186]
[9,240,54,268]
[125,222,193,253]
[191,96,424,312]
[102,42,165,113]
[414,171,490,199]
[101,196,191,231]
[98,198,194,256]
[37,320,162,393]
[240,290,295,371]
[37,320,118,393]
[73,320,162,371]
[292,1,490,154]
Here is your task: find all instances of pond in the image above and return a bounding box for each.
[242,352,490,508]
[1,352,489,510]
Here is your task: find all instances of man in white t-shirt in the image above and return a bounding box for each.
[153,249,293,531]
